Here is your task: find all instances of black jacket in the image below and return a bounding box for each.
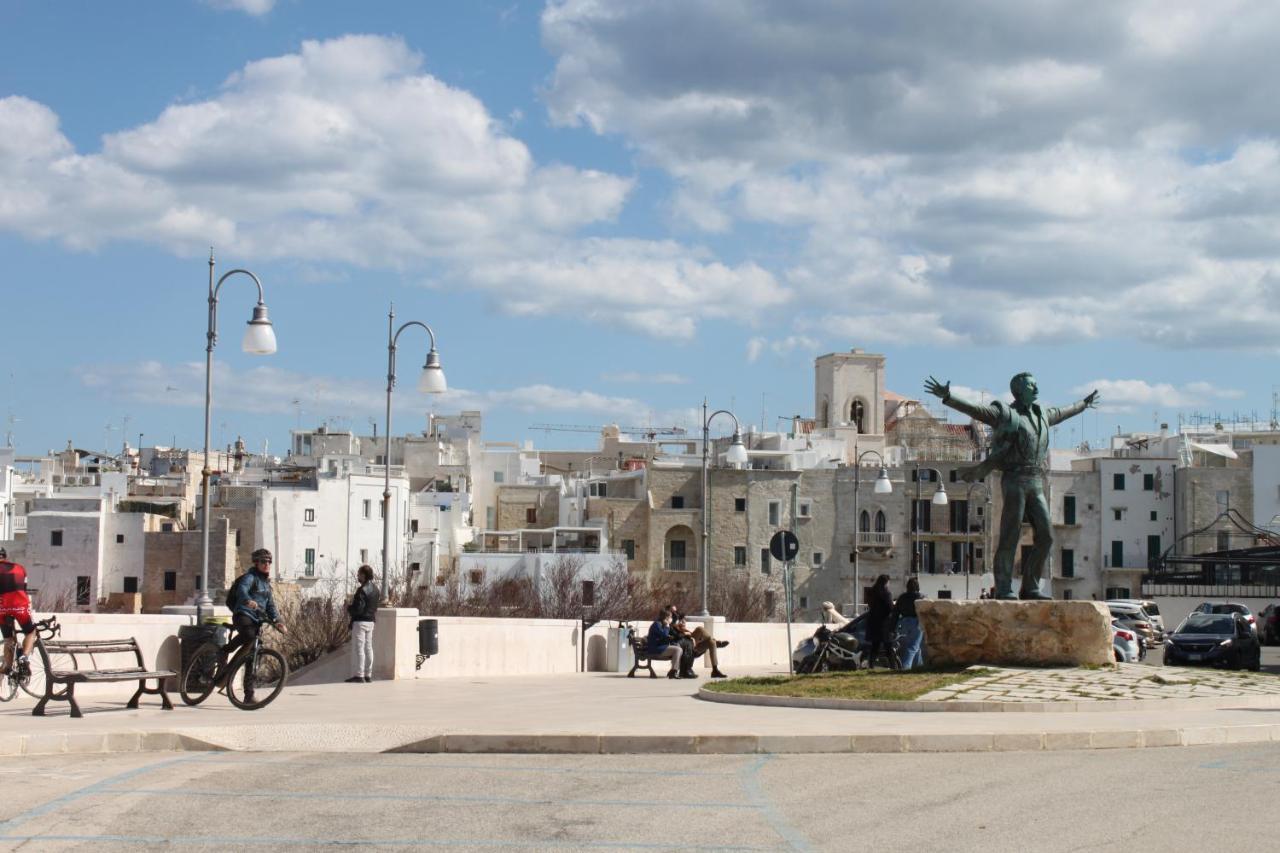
[349,581,381,622]
[891,591,924,628]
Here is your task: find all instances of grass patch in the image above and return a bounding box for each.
[703,668,982,702]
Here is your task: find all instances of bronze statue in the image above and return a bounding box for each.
[924,373,1098,600]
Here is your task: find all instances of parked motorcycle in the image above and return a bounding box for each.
[794,624,863,673]
[792,613,904,673]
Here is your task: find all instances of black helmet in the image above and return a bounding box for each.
[250,548,273,563]
[0,547,6,559]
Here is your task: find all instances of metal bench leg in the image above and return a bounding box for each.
[66,684,82,719]
[32,693,49,716]
[127,682,143,709]
[158,682,173,711]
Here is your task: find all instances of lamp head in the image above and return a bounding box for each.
[417,348,447,394]
[932,480,949,506]
[724,429,749,465]
[242,303,277,355]
[873,466,893,494]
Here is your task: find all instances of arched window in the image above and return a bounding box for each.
[851,400,866,434]
[875,510,886,532]
[819,400,830,429]
[859,510,870,532]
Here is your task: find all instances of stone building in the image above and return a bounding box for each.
[142,518,236,611]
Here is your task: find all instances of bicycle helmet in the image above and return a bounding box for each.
[0,547,7,559]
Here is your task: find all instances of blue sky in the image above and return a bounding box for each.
[2,1,1278,458]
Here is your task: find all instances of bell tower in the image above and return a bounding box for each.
[814,348,886,460]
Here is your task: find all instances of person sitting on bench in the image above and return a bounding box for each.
[645,609,685,679]
[668,604,729,679]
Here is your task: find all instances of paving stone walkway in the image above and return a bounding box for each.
[919,663,1280,703]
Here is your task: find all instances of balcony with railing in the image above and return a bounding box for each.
[665,556,691,572]
[854,531,895,548]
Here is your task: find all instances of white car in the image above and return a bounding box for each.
[1112,620,1143,663]
[1109,599,1165,634]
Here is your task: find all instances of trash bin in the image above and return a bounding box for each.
[418,619,438,658]
[607,624,634,673]
[178,624,219,679]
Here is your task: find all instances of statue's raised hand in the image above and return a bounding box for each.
[1083,389,1100,409]
[924,376,950,400]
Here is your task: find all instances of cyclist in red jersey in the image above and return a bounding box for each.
[0,548,37,677]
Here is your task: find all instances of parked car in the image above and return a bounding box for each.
[1194,602,1256,634]
[1164,612,1261,671]
[1259,604,1280,645]
[1108,599,1166,634]
[1108,603,1160,646]
[1112,620,1143,663]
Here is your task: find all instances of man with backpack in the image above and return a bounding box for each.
[345,564,380,683]
[222,548,286,700]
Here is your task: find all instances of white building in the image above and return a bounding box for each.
[0,448,14,543]
[22,495,163,610]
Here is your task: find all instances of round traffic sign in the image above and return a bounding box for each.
[769,530,799,563]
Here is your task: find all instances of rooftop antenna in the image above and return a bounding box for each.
[4,415,18,448]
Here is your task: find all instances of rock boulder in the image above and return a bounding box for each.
[916,600,1113,668]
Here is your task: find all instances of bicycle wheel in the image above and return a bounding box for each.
[0,671,16,702]
[225,647,287,711]
[180,643,220,706]
[21,644,77,699]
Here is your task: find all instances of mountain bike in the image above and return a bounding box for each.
[0,616,64,701]
[180,622,288,711]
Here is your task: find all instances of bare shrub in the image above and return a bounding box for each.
[706,568,778,623]
[30,583,76,614]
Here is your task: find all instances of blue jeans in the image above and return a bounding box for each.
[898,617,923,670]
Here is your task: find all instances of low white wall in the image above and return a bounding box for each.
[28,611,192,698]
[351,612,818,681]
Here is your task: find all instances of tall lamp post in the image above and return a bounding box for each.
[850,449,893,613]
[700,401,749,617]
[199,252,278,622]
[964,481,991,599]
[381,306,447,598]
[912,463,949,577]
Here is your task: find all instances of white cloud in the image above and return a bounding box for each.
[1071,378,1245,412]
[77,360,661,424]
[541,1,1280,349]
[745,335,819,363]
[204,0,275,15]
[0,35,787,338]
[600,371,689,385]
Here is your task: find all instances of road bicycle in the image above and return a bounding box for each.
[180,622,288,711]
[0,616,64,702]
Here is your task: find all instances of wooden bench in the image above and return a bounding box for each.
[33,637,176,719]
[625,626,658,678]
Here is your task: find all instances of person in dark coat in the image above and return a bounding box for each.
[864,574,894,669]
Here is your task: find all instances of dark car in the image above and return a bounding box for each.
[1163,612,1261,671]
[1259,604,1280,645]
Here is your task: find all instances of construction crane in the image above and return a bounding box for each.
[529,423,688,440]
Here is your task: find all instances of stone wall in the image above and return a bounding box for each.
[142,519,235,611]
[917,600,1113,667]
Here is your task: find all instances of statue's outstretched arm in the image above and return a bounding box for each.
[1049,390,1100,426]
[923,376,1000,426]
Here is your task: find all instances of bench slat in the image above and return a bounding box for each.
[46,644,139,655]
[55,670,175,683]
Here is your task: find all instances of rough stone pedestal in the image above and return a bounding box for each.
[916,600,1113,668]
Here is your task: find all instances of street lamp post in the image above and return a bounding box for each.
[199,251,278,623]
[964,481,991,599]
[850,448,893,613]
[699,401,749,617]
[382,305,447,599]
[912,463,949,577]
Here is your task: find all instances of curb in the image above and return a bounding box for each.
[7,722,1280,756]
[697,687,1280,714]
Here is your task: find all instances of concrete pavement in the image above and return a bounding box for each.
[5,669,1280,755]
[6,745,1280,850]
